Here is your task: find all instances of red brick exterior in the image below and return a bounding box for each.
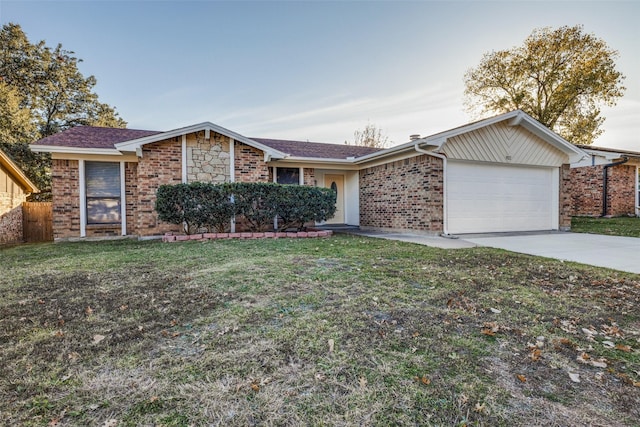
[51,159,81,239]
[359,155,444,233]
[136,139,183,236]
[235,142,269,182]
[570,164,637,217]
[0,205,23,244]
[559,164,572,230]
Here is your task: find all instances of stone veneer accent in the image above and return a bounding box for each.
[360,154,444,233]
[0,205,23,244]
[570,163,637,217]
[235,142,269,182]
[187,132,230,183]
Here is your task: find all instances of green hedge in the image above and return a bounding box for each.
[155,182,336,233]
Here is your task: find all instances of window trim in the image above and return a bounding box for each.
[79,160,126,237]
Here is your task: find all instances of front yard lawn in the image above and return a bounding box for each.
[572,216,640,238]
[1,236,639,426]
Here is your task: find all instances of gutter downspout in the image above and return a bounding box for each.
[602,156,629,217]
[414,144,450,236]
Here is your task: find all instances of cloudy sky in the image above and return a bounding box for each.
[1,0,638,150]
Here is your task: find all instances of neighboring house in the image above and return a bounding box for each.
[0,148,38,215]
[30,110,585,241]
[570,146,640,217]
[0,148,39,245]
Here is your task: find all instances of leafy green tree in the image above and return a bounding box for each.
[464,25,626,145]
[0,23,127,200]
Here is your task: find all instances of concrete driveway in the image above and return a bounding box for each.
[463,232,640,274]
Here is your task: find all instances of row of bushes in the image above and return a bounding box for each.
[155,182,337,234]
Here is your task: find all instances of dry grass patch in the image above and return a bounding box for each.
[1,236,639,426]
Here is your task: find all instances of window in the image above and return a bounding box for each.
[85,161,121,224]
[276,167,300,185]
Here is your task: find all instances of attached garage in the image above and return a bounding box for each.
[447,161,558,234]
[357,110,586,235]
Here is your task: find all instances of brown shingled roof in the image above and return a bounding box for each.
[32,125,384,160]
[32,126,162,149]
[251,138,382,159]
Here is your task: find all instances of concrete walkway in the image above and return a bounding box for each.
[342,229,477,249]
[343,229,640,274]
[464,232,640,274]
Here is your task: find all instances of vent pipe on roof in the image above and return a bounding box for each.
[409,134,421,141]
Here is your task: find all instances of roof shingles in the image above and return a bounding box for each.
[32,126,162,149]
[31,126,384,160]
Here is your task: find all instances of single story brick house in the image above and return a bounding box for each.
[31,110,586,240]
[570,146,640,217]
[0,148,39,244]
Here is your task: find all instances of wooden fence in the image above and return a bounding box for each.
[22,202,53,242]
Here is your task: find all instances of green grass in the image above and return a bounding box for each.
[572,216,640,237]
[1,236,639,426]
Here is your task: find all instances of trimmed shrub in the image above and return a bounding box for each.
[276,185,336,230]
[155,182,337,233]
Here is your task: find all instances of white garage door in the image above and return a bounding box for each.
[447,161,558,234]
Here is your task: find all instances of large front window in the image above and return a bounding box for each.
[85,161,121,224]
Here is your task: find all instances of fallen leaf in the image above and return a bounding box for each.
[359,376,367,389]
[530,348,542,362]
[569,372,580,383]
[473,402,486,413]
[250,383,260,392]
[615,344,632,352]
[149,396,159,403]
[591,360,607,369]
[92,334,105,344]
[328,339,334,353]
[516,374,527,383]
[85,306,93,316]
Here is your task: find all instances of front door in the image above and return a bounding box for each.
[324,174,344,224]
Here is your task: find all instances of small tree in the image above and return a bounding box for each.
[352,122,389,148]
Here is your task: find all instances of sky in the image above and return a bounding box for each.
[1,0,639,151]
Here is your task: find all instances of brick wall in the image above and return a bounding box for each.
[570,164,636,217]
[51,159,81,239]
[303,168,316,186]
[136,139,183,236]
[559,164,572,229]
[235,142,269,182]
[125,162,138,235]
[360,155,444,233]
[0,205,23,244]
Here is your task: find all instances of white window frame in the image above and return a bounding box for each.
[79,160,126,237]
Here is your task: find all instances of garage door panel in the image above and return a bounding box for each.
[447,162,556,234]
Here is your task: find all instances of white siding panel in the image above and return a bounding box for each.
[442,122,567,167]
[447,161,556,233]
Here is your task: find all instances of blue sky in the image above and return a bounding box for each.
[1,0,638,150]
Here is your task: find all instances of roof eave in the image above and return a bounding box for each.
[115,122,287,159]
[30,145,124,156]
[0,150,39,193]
[513,112,587,163]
